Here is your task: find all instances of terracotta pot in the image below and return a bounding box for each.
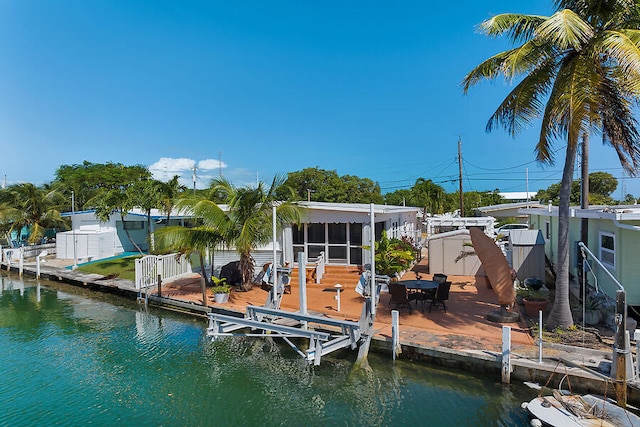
[523,298,548,317]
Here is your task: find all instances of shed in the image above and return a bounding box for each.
[56,226,119,262]
[427,229,485,276]
[507,229,545,282]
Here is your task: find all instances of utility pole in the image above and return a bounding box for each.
[458,137,464,217]
[579,133,589,283]
[192,165,197,194]
[526,168,530,202]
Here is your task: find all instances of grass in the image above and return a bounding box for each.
[76,255,141,281]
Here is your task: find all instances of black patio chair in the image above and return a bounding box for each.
[428,281,451,313]
[388,282,412,314]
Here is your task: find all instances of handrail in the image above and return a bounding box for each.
[577,242,624,291]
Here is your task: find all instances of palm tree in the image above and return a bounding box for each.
[155,222,225,307]
[0,183,68,245]
[158,175,186,225]
[89,188,145,254]
[160,176,301,292]
[463,0,640,329]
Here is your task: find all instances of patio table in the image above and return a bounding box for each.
[399,280,438,312]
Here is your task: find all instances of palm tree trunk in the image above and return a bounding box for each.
[199,252,208,307]
[121,213,144,254]
[547,142,577,329]
[239,251,254,291]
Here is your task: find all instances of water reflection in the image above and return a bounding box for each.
[0,272,532,426]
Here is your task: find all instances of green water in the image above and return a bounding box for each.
[0,273,533,426]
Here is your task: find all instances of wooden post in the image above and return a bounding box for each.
[157,274,162,299]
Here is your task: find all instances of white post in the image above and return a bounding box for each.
[272,206,278,307]
[72,191,78,270]
[298,252,308,329]
[334,284,342,311]
[392,310,400,361]
[635,329,640,379]
[370,203,376,315]
[18,248,23,277]
[538,310,543,364]
[36,254,41,279]
[502,326,511,384]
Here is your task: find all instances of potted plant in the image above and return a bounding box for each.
[210,277,230,304]
[369,230,416,277]
[521,277,549,316]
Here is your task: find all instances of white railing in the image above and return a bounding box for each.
[135,253,192,291]
[1,247,22,264]
[313,251,325,284]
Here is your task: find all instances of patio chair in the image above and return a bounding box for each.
[433,273,448,284]
[428,281,451,313]
[388,282,412,314]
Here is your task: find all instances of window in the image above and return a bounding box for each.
[545,221,550,240]
[121,221,144,230]
[599,232,615,269]
[292,224,304,245]
[307,223,325,243]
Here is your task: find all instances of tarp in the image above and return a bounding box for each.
[469,227,514,306]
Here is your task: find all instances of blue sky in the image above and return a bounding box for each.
[1,0,639,199]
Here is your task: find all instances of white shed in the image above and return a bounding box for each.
[427,229,485,276]
[56,225,120,262]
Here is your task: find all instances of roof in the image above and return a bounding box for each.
[499,191,538,200]
[62,202,419,221]
[297,201,419,214]
[508,229,545,245]
[521,204,640,221]
[476,201,545,213]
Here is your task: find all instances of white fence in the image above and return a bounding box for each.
[135,253,192,291]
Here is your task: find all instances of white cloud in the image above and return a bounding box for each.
[198,159,226,170]
[149,157,195,176]
[149,157,229,189]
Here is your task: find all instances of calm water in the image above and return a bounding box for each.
[0,273,533,426]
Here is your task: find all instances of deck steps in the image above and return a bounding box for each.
[289,265,362,287]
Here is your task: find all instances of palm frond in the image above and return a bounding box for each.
[597,29,640,84]
[478,13,548,43]
[537,9,594,50]
[486,58,557,136]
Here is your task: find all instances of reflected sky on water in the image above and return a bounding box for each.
[0,273,532,426]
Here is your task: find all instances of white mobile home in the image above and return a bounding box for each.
[58,202,421,272]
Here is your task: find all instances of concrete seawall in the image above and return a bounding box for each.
[3,260,639,405]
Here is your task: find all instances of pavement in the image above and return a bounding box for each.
[159,257,536,353]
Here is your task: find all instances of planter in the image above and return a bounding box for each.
[214,293,229,304]
[523,298,548,317]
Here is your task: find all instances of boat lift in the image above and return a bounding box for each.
[206,203,386,366]
[206,271,387,365]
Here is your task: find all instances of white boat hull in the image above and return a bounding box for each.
[526,394,640,427]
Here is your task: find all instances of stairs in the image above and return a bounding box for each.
[289,265,362,288]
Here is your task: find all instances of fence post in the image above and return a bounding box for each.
[19,248,23,277]
[392,310,400,361]
[502,326,511,384]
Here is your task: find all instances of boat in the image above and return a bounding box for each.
[523,390,640,426]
